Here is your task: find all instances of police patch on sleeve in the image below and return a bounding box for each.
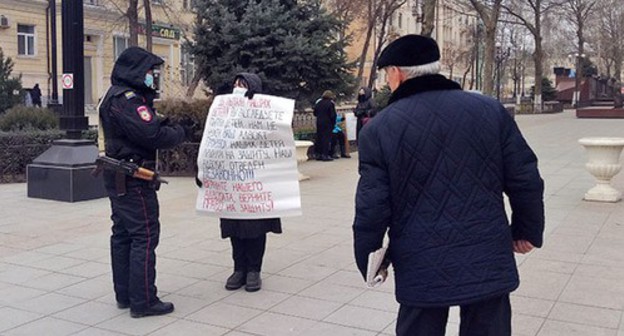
[124,91,136,100]
[136,106,153,122]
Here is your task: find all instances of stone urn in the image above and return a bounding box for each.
[578,137,624,202]
[294,140,314,181]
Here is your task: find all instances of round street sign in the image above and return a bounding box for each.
[62,73,74,89]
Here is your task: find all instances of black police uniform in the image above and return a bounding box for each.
[99,47,186,317]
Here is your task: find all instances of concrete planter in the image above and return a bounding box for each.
[295,140,313,181]
[579,137,624,202]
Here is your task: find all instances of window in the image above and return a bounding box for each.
[113,36,128,60]
[399,13,403,29]
[17,24,35,56]
[83,0,99,5]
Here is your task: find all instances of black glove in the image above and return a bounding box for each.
[181,124,194,141]
[244,90,256,100]
[179,117,196,141]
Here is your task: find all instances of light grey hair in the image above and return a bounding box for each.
[397,61,441,79]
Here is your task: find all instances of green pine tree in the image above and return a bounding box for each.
[0,48,23,114]
[191,0,355,107]
[541,77,557,101]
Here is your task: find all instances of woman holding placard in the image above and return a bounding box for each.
[198,73,282,292]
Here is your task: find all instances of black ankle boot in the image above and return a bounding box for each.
[225,271,246,290]
[116,301,130,309]
[245,271,262,292]
[130,300,174,318]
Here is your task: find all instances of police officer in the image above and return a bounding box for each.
[99,47,189,318]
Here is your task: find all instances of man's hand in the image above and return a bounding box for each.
[513,240,534,254]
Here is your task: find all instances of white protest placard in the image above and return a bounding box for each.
[345,111,357,141]
[196,93,301,219]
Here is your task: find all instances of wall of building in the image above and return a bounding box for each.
[0,0,198,107]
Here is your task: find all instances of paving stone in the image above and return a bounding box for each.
[1,111,624,335]
[187,301,263,329]
[548,302,621,329]
[537,320,617,336]
[3,316,87,336]
[323,305,396,332]
[237,312,317,336]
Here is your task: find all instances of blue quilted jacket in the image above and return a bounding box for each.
[353,75,544,307]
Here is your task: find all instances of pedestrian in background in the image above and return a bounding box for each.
[330,110,350,159]
[99,46,190,318]
[353,86,374,140]
[313,90,337,161]
[31,83,42,107]
[353,35,544,336]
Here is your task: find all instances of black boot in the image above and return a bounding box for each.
[245,272,262,292]
[225,271,246,290]
[116,301,130,309]
[130,300,174,318]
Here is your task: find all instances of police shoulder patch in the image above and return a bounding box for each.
[136,105,153,122]
[124,91,137,100]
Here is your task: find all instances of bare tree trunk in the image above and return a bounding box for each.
[482,26,497,96]
[469,0,502,97]
[128,0,139,47]
[462,63,472,89]
[356,23,375,87]
[186,71,202,98]
[143,0,153,52]
[368,19,389,88]
[421,0,437,37]
[575,22,585,106]
[533,36,544,106]
[356,0,376,87]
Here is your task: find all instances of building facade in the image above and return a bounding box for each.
[343,0,478,90]
[0,0,197,107]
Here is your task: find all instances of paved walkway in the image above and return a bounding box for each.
[1,110,624,336]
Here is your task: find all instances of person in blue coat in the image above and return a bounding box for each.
[353,35,544,336]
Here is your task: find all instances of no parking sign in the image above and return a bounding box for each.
[62,73,73,89]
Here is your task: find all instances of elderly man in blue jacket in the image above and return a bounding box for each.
[353,35,544,336]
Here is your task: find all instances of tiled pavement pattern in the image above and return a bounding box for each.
[1,110,624,335]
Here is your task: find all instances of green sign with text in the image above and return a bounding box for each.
[139,23,180,40]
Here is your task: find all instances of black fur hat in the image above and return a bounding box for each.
[377,35,440,69]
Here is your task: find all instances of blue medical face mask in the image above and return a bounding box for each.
[144,73,154,88]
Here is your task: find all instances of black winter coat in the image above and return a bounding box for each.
[99,47,186,163]
[314,98,337,134]
[353,75,544,307]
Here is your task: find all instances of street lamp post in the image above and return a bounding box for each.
[27,0,106,202]
[568,52,586,107]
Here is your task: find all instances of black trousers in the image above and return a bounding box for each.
[315,126,333,157]
[331,131,347,156]
[396,294,511,336]
[231,235,266,272]
[107,182,160,311]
